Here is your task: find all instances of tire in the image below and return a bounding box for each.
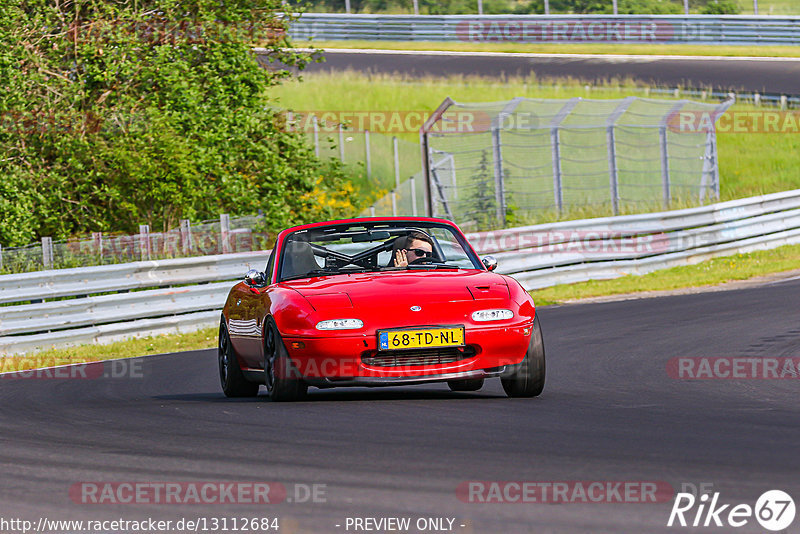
[264,320,308,402]
[447,378,484,392]
[501,315,546,398]
[219,319,259,398]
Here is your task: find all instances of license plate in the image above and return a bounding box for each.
[378,327,465,351]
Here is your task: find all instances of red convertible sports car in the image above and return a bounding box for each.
[218,217,545,401]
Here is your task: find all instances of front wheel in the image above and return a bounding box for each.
[264,321,308,402]
[501,315,545,398]
[219,319,259,398]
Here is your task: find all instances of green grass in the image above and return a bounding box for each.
[530,243,800,305]
[272,71,800,205]
[0,328,217,373]
[301,40,800,58]
[738,0,799,15]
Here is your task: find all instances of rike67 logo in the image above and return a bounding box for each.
[667,489,795,531]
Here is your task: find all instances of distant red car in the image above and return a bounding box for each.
[218,217,544,401]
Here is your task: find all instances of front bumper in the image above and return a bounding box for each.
[303,367,508,388]
[284,322,531,379]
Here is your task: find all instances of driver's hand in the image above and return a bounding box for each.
[393,249,408,267]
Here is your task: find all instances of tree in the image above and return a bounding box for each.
[0,0,358,246]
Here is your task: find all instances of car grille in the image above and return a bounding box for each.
[362,347,476,368]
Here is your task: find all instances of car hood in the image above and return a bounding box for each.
[286,270,510,311]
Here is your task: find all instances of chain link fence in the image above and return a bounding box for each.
[285,111,424,208]
[410,96,734,230]
[0,215,269,275]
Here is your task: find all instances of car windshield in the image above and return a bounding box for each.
[277,221,482,282]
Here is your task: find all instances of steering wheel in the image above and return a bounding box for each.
[409,256,443,265]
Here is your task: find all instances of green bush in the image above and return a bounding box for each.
[0,0,360,247]
[700,0,741,14]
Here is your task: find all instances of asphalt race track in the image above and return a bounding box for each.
[297,49,800,95]
[2,278,799,533]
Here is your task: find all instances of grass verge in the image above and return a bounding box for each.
[529,243,800,306]
[302,40,800,59]
[0,327,217,373]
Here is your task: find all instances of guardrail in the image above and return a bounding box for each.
[0,252,270,355]
[289,14,800,46]
[467,189,800,289]
[2,189,800,355]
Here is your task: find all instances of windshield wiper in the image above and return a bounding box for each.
[281,267,377,281]
[405,263,462,270]
[281,269,340,281]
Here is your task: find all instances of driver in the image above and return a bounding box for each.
[392,230,434,267]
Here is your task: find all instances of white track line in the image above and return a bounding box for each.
[279,47,800,63]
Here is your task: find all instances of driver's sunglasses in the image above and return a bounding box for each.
[406,248,431,258]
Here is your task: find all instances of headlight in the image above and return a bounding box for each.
[316,319,364,330]
[471,309,514,322]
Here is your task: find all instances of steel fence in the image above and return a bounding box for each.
[412,95,733,229]
[288,14,800,46]
[285,111,423,203]
[2,189,800,355]
[0,214,269,275]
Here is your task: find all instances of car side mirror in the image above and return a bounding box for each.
[244,269,267,287]
[482,256,498,272]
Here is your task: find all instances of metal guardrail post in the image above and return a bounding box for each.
[430,163,454,221]
[41,238,53,270]
[338,124,345,162]
[421,97,455,218]
[312,115,320,158]
[660,101,687,209]
[180,220,192,255]
[0,244,3,272]
[549,98,581,215]
[659,125,671,208]
[391,191,397,216]
[92,232,103,260]
[410,176,417,216]
[365,130,372,180]
[491,126,506,226]
[220,214,231,254]
[138,225,150,261]
[491,97,524,227]
[606,97,636,216]
[393,136,400,190]
[701,97,735,203]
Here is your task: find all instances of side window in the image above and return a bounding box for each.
[264,251,275,284]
